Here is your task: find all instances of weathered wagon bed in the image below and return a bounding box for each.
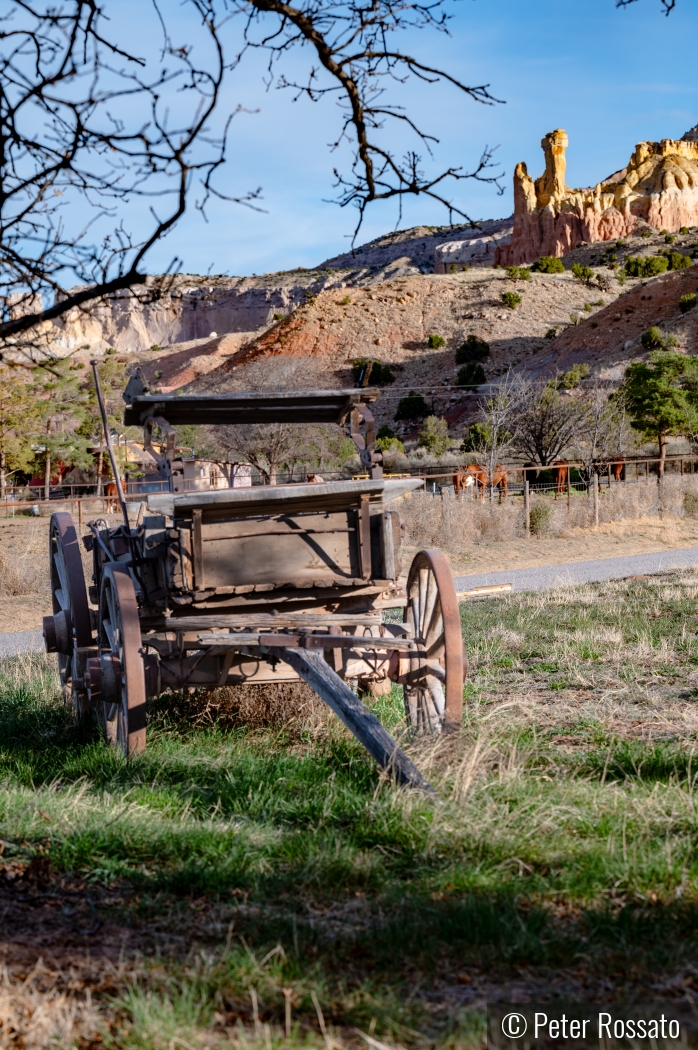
[43,370,466,790]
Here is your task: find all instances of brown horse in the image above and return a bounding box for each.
[455,464,507,500]
[552,460,568,496]
[104,481,120,512]
[610,458,625,482]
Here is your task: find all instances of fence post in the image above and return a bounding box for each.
[524,479,530,536]
[567,467,571,510]
[78,499,83,528]
[593,473,599,526]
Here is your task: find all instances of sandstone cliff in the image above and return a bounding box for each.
[497,128,698,266]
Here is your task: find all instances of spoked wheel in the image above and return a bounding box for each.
[403,549,466,733]
[43,512,94,720]
[93,565,146,757]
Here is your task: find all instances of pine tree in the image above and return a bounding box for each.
[32,363,93,499]
[0,367,41,498]
[621,353,698,476]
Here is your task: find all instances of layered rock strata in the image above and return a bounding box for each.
[497,128,698,266]
[433,218,513,272]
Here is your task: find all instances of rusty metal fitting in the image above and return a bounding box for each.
[43,615,57,653]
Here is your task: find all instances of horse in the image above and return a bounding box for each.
[455,464,507,500]
[552,460,569,496]
[610,458,625,482]
[453,467,478,495]
[104,481,120,512]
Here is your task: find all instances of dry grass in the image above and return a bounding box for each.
[0,522,48,597]
[400,475,698,552]
[0,964,101,1049]
[155,680,331,737]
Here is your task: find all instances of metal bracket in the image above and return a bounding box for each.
[349,403,383,479]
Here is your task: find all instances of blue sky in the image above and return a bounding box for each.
[137,0,698,276]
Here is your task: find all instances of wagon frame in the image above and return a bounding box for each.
[43,366,466,789]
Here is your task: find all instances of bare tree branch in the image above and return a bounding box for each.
[1,0,506,360]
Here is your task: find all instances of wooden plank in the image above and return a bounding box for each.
[123,388,380,427]
[358,494,372,580]
[270,646,434,793]
[457,583,512,600]
[192,509,204,590]
[196,632,418,650]
[161,613,386,630]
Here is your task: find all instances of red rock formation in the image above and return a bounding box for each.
[497,129,698,266]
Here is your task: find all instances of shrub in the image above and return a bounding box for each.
[559,363,590,389]
[640,229,652,238]
[457,362,486,388]
[624,255,669,278]
[545,327,557,340]
[501,291,522,309]
[531,256,565,274]
[377,424,396,440]
[529,501,552,535]
[640,326,677,352]
[461,422,492,452]
[684,493,698,519]
[680,293,697,314]
[394,390,429,421]
[418,415,451,456]
[149,344,161,352]
[376,434,405,454]
[571,263,595,286]
[455,334,490,364]
[680,227,690,235]
[340,295,351,305]
[352,359,395,385]
[273,313,284,321]
[665,234,676,244]
[427,333,445,349]
[666,251,692,271]
[505,265,531,281]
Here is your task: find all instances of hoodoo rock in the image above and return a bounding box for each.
[497,127,698,266]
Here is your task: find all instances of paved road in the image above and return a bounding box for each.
[0,629,43,659]
[454,545,698,594]
[3,547,698,660]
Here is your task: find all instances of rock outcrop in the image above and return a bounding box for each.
[433,218,513,272]
[497,128,698,266]
[46,272,353,355]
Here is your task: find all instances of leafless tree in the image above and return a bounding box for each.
[617,0,675,13]
[472,370,517,500]
[573,382,634,485]
[213,357,352,482]
[510,375,587,467]
[1,0,504,364]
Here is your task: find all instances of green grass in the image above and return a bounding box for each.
[5,571,698,1046]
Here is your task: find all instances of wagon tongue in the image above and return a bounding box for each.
[267,646,435,794]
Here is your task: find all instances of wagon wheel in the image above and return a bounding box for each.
[43,512,93,720]
[96,565,146,757]
[403,549,466,733]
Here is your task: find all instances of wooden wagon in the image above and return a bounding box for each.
[43,371,466,789]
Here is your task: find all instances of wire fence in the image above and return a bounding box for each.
[1,454,696,518]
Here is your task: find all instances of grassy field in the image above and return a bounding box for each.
[4,571,698,1047]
